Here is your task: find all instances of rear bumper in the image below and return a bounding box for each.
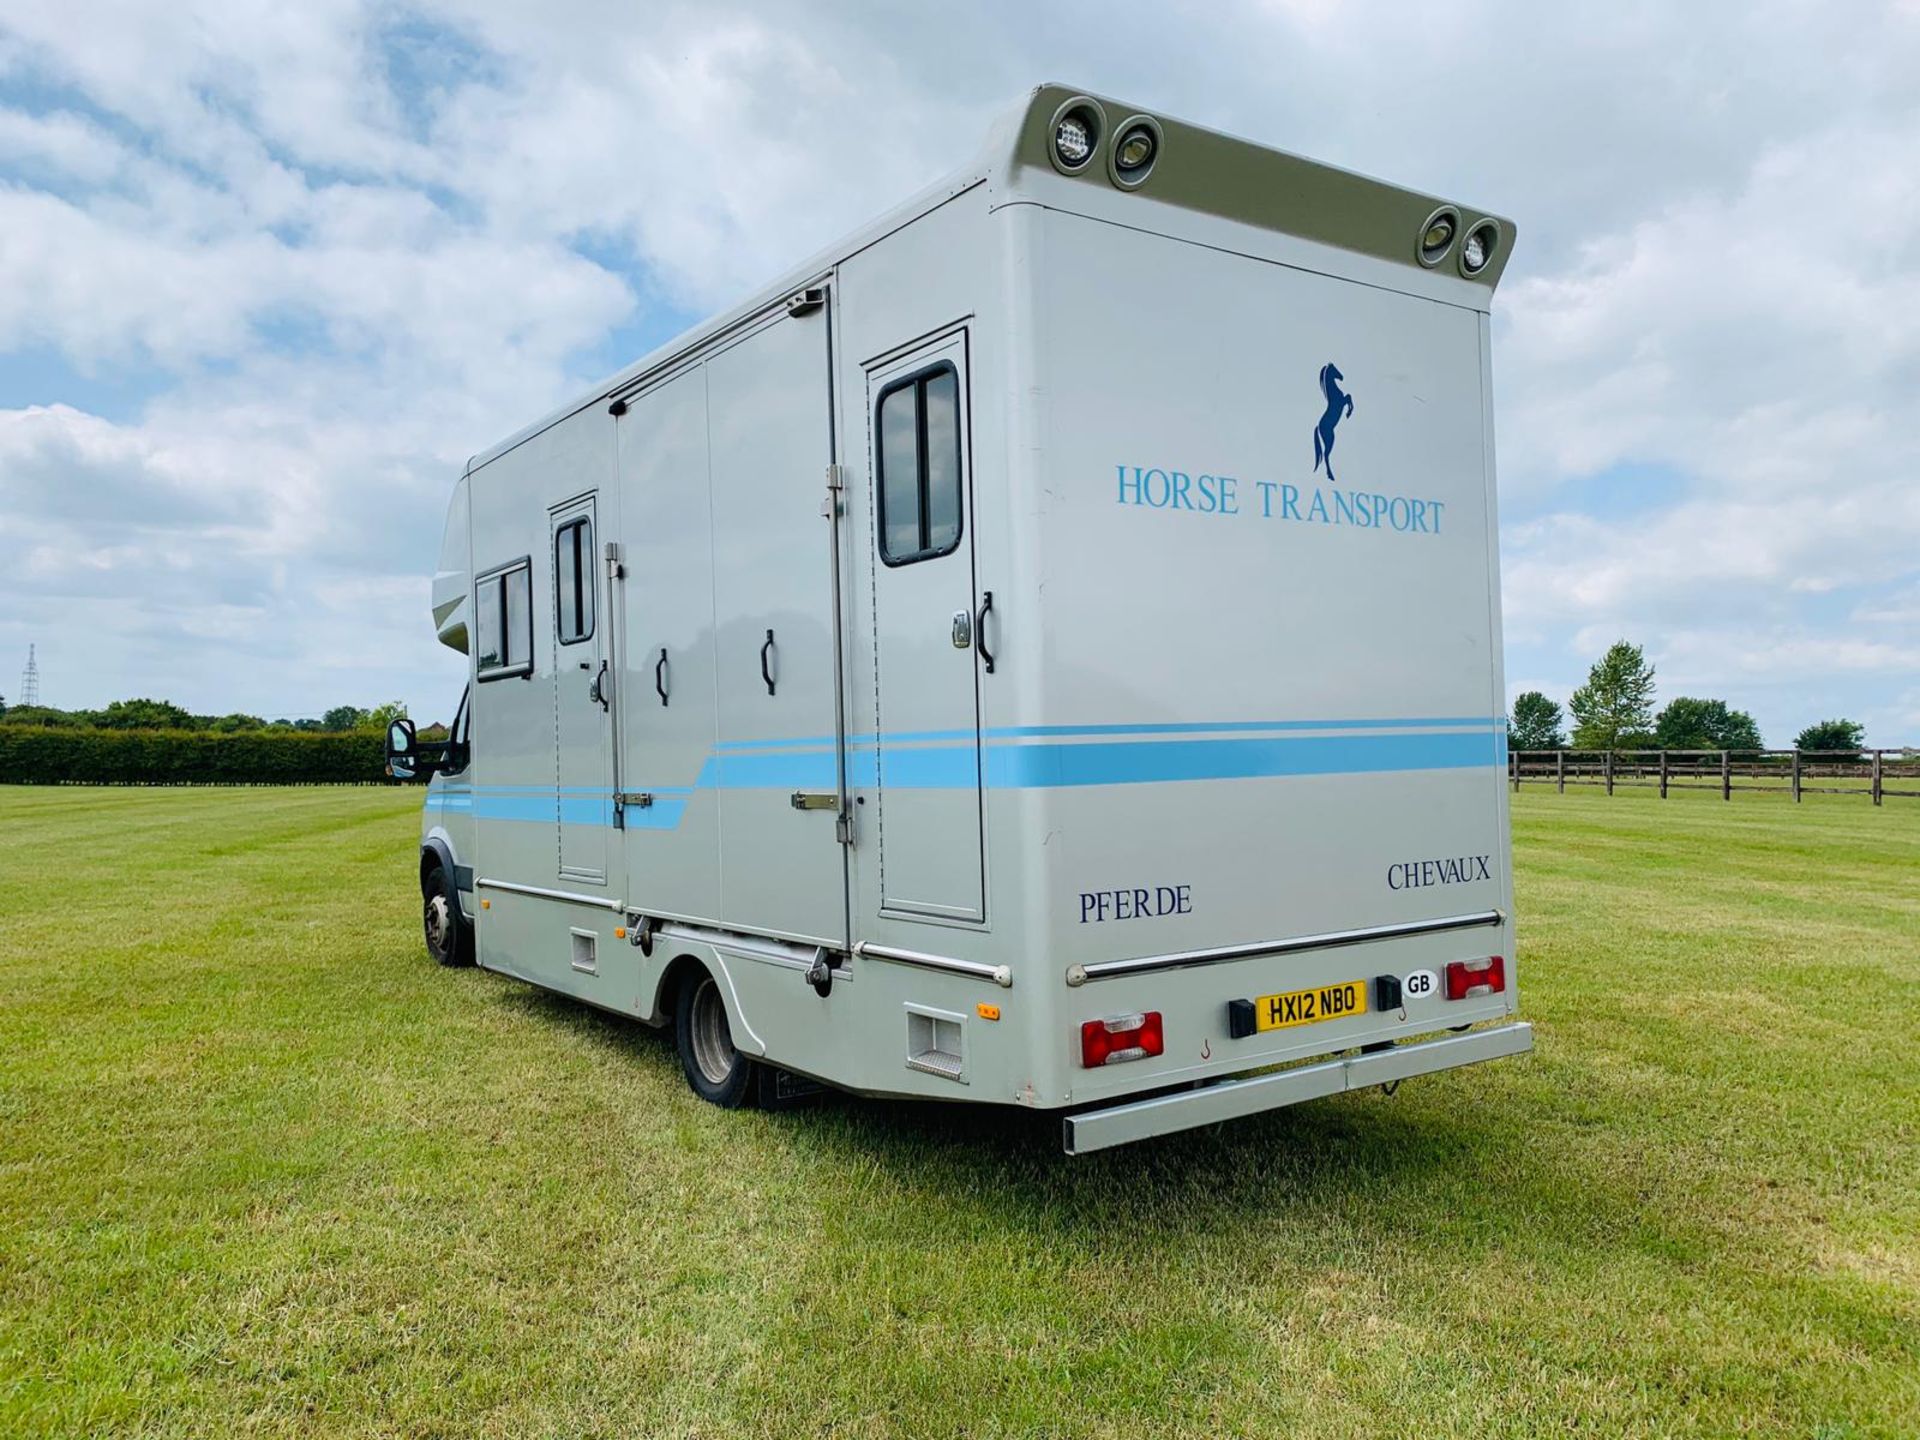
[1061,1021,1533,1155]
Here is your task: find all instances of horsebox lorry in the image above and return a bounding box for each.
[386,84,1531,1153]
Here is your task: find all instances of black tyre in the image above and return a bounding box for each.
[422,862,475,967]
[674,971,755,1108]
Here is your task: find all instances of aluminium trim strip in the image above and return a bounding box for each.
[1064,908,1505,986]
[474,878,624,913]
[854,941,1013,989]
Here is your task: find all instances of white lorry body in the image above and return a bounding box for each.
[399,85,1530,1151]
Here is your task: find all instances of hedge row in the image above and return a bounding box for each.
[0,726,409,785]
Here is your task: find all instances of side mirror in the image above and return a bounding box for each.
[385,717,418,779]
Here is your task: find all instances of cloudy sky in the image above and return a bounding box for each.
[2,1,1917,742]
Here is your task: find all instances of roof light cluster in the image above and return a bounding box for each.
[1417,204,1500,277]
[1049,97,1163,190]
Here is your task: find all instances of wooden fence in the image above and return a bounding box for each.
[1508,749,1920,805]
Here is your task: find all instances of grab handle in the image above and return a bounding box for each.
[654,647,669,707]
[976,591,996,675]
[760,629,777,696]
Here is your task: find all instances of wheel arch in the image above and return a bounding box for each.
[420,835,458,889]
[419,834,475,926]
[649,948,766,1057]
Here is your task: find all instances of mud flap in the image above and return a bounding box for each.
[756,1065,825,1110]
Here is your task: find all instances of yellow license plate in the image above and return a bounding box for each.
[1250,980,1368,1032]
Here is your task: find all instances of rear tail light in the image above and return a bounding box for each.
[1080,1011,1164,1067]
[1444,955,1506,1001]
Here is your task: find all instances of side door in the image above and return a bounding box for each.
[863,331,985,921]
[707,305,847,946]
[551,493,611,883]
[616,365,722,926]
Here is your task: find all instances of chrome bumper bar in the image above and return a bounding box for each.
[1064,908,1505,986]
[1061,1021,1533,1155]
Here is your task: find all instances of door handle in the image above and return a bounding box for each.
[951,609,972,649]
[976,591,996,674]
[654,647,669,707]
[760,628,777,696]
[589,659,610,711]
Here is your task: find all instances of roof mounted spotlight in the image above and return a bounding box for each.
[1459,218,1501,277]
[1107,115,1163,190]
[1417,206,1459,267]
[1048,96,1106,176]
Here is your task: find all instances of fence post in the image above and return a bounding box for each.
[1659,749,1669,799]
[1510,751,1518,791]
[1605,749,1614,796]
[1721,749,1730,802]
[1791,749,1802,803]
[1872,749,1883,807]
[1556,748,1565,794]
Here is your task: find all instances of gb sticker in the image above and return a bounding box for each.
[1402,969,1438,1001]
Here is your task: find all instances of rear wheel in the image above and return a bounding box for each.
[422,863,474,967]
[675,972,755,1108]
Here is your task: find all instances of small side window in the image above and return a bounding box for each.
[554,516,594,645]
[876,362,964,565]
[475,559,534,681]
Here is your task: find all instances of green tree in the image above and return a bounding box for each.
[364,700,409,732]
[1569,641,1657,751]
[1654,697,1763,751]
[98,698,196,730]
[1508,691,1566,750]
[1794,718,1865,758]
[321,705,368,732]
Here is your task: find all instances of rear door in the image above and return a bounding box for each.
[863,331,985,922]
[1033,213,1506,970]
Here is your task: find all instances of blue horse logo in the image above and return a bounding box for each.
[1312,362,1354,481]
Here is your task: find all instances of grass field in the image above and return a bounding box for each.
[2,786,1916,1437]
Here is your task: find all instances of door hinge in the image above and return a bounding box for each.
[835,809,856,846]
[790,790,837,811]
[825,463,846,491]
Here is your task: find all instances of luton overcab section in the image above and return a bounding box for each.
[385,85,1531,1152]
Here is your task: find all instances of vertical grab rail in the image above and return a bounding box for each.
[822,464,852,848]
[604,540,624,826]
[655,648,669,707]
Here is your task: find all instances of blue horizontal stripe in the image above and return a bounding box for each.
[989,731,1495,787]
[446,724,1501,831]
[712,716,1503,752]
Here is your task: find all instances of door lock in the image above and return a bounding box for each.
[951,610,972,649]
